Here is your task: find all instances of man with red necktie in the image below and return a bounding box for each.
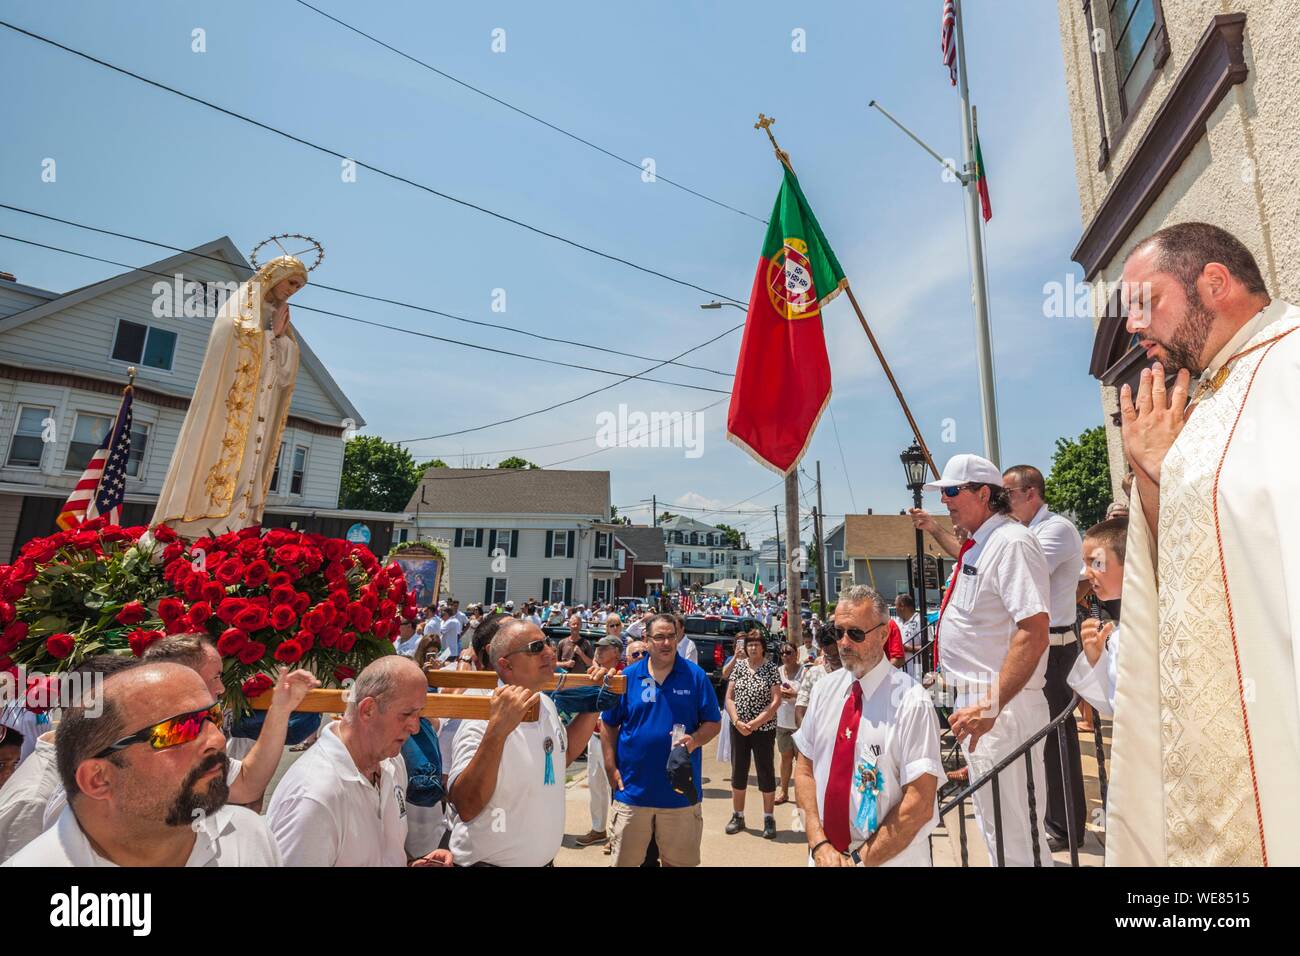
[792,586,943,866]
[916,453,1053,867]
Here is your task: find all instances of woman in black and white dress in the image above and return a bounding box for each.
[724,632,782,839]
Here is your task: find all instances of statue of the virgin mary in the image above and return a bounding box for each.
[152,243,316,539]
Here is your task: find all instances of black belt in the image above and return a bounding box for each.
[1049,625,1076,634]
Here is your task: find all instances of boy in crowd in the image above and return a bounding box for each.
[1068,517,1126,717]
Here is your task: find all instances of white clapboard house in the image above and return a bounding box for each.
[397,467,611,607]
[0,238,398,559]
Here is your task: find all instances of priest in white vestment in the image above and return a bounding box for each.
[1111,222,1300,866]
[152,255,306,539]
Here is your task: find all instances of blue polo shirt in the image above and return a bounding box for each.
[600,654,720,808]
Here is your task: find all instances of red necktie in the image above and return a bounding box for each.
[934,538,975,669]
[824,681,863,853]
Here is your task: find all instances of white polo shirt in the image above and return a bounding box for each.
[0,731,59,863]
[447,690,567,867]
[422,616,443,639]
[940,512,1049,706]
[439,616,463,657]
[266,720,410,867]
[677,636,698,664]
[792,658,943,866]
[3,802,280,867]
[1026,505,1084,629]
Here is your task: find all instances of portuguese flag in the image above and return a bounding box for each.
[975,133,991,222]
[727,165,845,475]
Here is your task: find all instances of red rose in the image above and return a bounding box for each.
[232,604,269,632]
[10,559,37,586]
[294,630,315,653]
[101,526,128,543]
[238,537,264,559]
[182,576,207,603]
[2,581,26,601]
[237,641,266,665]
[301,548,323,573]
[44,633,74,659]
[241,673,274,698]
[187,602,212,627]
[128,629,165,657]
[329,589,349,611]
[274,544,303,567]
[161,542,184,564]
[215,558,245,586]
[269,584,297,607]
[165,616,192,635]
[237,526,262,540]
[201,581,226,604]
[322,539,346,562]
[301,607,328,634]
[270,604,298,631]
[346,604,373,632]
[273,639,304,664]
[21,538,58,563]
[157,597,187,624]
[360,591,379,613]
[402,601,418,622]
[121,525,148,541]
[333,665,356,683]
[0,601,12,625]
[336,631,358,653]
[116,601,148,626]
[378,600,397,622]
[243,560,271,588]
[215,597,248,624]
[151,524,179,543]
[388,581,407,605]
[71,530,100,551]
[216,627,249,656]
[318,625,342,649]
[267,571,292,589]
[0,621,28,652]
[291,592,310,616]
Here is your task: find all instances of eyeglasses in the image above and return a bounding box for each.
[628,651,646,661]
[940,483,977,499]
[504,639,548,657]
[93,702,224,758]
[830,623,888,643]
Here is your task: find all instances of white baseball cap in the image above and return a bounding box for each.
[923,453,1004,491]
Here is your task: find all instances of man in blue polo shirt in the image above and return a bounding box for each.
[600,613,720,867]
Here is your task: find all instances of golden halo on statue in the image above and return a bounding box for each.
[250,234,325,272]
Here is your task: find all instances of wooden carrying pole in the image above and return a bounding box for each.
[755,114,939,481]
[424,668,627,694]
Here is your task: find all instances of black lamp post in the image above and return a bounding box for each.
[900,443,931,673]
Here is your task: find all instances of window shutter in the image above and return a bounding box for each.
[454,528,462,547]
[545,530,553,558]
[488,529,498,554]
[542,577,551,603]
[509,530,519,558]
[477,528,485,549]
[484,578,493,604]
[567,530,575,558]
[563,578,572,605]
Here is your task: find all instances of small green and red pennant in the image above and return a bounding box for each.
[726,166,845,476]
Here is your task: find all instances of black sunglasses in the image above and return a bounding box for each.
[628,651,646,660]
[941,483,979,499]
[830,622,888,643]
[505,639,548,657]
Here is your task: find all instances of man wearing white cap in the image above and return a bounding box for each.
[912,453,1052,866]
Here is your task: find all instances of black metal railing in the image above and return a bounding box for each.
[936,692,1109,867]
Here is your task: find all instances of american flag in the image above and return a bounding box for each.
[941,0,958,86]
[57,387,133,529]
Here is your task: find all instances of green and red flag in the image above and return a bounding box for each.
[727,165,846,475]
[975,133,991,222]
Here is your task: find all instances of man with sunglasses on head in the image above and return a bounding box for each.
[917,453,1053,866]
[447,619,612,866]
[794,586,943,866]
[5,662,280,867]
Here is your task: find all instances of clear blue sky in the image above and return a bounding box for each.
[0,0,1100,545]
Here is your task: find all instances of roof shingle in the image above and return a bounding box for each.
[404,468,610,517]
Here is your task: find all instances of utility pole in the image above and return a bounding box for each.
[784,472,803,646]
[652,495,657,527]
[773,505,782,594]
[815,460,828,615]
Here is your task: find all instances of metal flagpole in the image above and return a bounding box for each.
[952,0,1001,465]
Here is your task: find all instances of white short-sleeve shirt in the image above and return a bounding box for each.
[1026,505,1084,628]
[677,636,698,664]
[940,513,1050,706]
[0,732,59,864]
[792,658,943,866]
[3,802,280,867]
[447,691,567,867]
[265,721,409,867]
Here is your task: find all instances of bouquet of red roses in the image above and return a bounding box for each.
[0,517,415,711]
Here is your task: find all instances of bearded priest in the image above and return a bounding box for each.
[151,243,317,539]
[1111,221,1300,866]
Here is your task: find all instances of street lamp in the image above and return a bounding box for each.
[700,300,747,311]
[900,442,931,673]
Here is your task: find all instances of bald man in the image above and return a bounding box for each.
[267,655,451,866]
[447,618,612,866]
[4,663,280,866]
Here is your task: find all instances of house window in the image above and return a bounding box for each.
[548,579,566,603]
[455,529,484,548]
[112,320,177,372]
[290,445,307,495]
[592,578,611,604]
[551,531,570,559]
[269,445,284,493]
[835,577,843,593]
[64,412,113,473]
[126,421,150,478]
[485,578,508,604]
[1109,0,1159,118]
[834,551,844,568]
[595,532,610,560]
[8,404,54,468]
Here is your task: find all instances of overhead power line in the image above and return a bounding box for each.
[0,18,747,305]
[0,231,729,394]
[0,202,735,379]
[292,0,767,225]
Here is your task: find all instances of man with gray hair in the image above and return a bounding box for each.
[447,618,611,866]
[793,586,942,866]
[266,655,452,866]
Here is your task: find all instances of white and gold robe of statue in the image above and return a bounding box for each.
[1107,299,1300,866]
[151,271,300,539]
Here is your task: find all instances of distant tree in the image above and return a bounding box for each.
[341,436,420,513]
[609,505,630,525]
[714,523,743,549]
[497,456,540,470]
[658,511,677,524]
[1044,425,1112,529]
[415,458,448,473]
